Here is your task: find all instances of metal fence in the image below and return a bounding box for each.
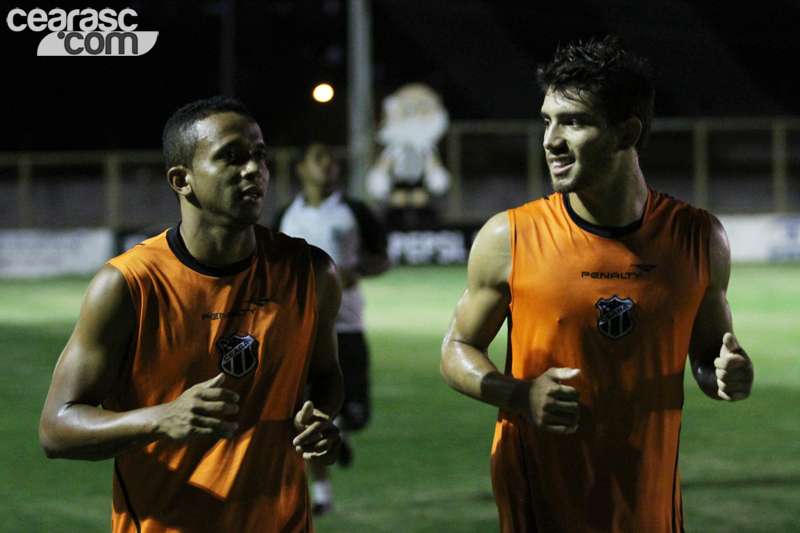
[1,117,798,231]
[444,117,800,222]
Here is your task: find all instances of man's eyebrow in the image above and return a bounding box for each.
[540,111,593,121]
[212,139,242,153]
[212,139,266,153]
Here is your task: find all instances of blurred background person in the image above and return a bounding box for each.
[274,142,391,515]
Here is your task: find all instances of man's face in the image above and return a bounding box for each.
[299,145,340,190]
[540,88,620,194]
[187,112,269,226]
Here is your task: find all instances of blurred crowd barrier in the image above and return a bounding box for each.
[2,213,797,278]
[0,118,798,274]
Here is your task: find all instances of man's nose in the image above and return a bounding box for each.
[243,156,263,177]
[543,124,564,152]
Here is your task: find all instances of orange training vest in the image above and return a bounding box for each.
[492,189,711,533]
[104,225,317,533]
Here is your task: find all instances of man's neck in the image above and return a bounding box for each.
[569,164,648,228]
[302,186,335,208]
[178,217,256,267]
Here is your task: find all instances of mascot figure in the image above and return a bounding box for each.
[366,83,450,229]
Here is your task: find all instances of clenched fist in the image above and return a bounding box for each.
[714,332,753,401]
[154,373,240,440]
[293,401,341,464]
[527,367,581,434]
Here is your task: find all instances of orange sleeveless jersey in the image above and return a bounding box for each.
[104,225,317,533]
[492,189,711,533]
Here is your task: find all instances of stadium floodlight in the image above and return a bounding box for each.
[313,83,334,103]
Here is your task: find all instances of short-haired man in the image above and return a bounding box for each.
[440,37,754,532]
[40,96,344,532]
[275,143,391,514]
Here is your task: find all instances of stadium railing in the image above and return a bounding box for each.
[0,117,797,232]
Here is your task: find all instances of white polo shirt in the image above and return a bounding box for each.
[278,191,365,332]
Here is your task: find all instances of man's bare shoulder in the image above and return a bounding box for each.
[67,264,135,361]
[468,212,512,290]
[706,212,731,289]
[309,245,336,278]
[707,213,730,254]
[84,264,132,312]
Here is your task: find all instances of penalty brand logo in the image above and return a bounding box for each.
[6,7,158,56]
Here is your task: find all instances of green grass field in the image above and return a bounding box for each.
[1,264,798,532]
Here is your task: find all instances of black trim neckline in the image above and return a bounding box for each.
[563,193,646,238]
[166,225,255,277]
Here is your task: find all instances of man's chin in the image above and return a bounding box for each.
[551,175,578,194]
[230,209,263,228]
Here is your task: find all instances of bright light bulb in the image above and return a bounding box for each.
[313,84,334,103]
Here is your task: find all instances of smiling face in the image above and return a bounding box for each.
[540,88,622,195]
[184,112,269,227]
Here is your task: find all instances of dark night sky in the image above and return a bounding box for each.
[1,0,798,152]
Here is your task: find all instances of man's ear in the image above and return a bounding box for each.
[618,117,642,151]
[167,166,192,197]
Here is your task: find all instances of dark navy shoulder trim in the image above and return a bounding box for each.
[563,194,644,238]
[166,225,254,277]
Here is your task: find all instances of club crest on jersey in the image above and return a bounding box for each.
[216,334,259,378]
[596,296,635,339]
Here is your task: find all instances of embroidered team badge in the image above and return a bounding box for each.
[595,296,635,339]
[216,334,259,377]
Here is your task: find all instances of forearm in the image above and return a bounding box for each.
[441,339,532,416]
[692,361,723,400]
[40,403,162,461]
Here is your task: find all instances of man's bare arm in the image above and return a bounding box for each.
[39,265,239,461]
[440,212,580,434]
[688,215,754,401]
[441,213,514,399]
[293,246,344,464]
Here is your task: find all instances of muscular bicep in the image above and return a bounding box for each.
[449,282,510,353]
[450,212,512,349]
[441,213,512,393]
[42,265,135,417]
